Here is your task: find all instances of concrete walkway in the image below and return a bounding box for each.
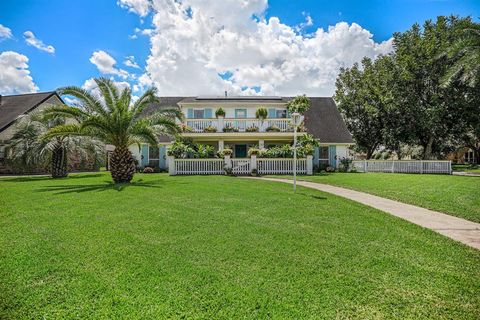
[250,177,480,250]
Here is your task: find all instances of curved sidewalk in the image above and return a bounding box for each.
[251,177,480,250]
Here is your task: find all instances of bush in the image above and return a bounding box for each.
[251,168,258,176]
[143,167,154,173]
[246,125,259,132]
[180,124,193,133]
[339,157,353,172]
[325,166,335,172]
[223,124,239,132]
[266,125,281,132]
[215,108,226,117]
[203,125,217,133]
[195,144,215,158]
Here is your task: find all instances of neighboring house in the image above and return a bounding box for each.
[0,92,63,171]
[131,96,353,170]
[446,145,478,164]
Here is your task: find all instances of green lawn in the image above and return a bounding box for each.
[453,164,480,174]
[0,173,479,319]
[280,172,480,223]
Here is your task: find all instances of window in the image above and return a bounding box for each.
[276,109,287,118]
[0,146,4,165]
[193,109,205,119]
[235,109,247,118]
[148,146,160,168]
[318,146,329,169]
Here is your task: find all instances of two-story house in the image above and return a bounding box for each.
[131,96,354,170]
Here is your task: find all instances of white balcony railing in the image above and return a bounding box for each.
[183,118,294,133]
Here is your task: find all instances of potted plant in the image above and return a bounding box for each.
[215,108,226,118]
[248,147,260,157]
[266,124,281,132]
[222,148,233,156]
[203,125,217,133]
[246,125,259,132]
[223,124,239,132]
[255,107,268,120]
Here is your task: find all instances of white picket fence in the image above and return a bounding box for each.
[257,158,307,174]
[231,158,251,175]
[352,160,452,174]
[174,158,224,175]
[169,156,313,175]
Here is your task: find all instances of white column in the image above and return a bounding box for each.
[250,155,257,171]
[258,140,264,149]
[307,155,313,175]
[218,140,225,151]
[167,156,176,175]
[224,155,232,170]
[217,116,224,132]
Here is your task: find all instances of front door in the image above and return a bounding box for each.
[235,144,247,158]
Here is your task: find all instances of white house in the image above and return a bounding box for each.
[130,96,354,171]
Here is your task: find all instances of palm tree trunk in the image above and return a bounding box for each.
[51,144,68,178]
[110,146,136,183]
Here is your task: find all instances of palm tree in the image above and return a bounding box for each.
[43,77,182,183]
[442,24,480,87]
[6,112,103,177]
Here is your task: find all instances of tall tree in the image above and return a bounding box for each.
[335,56,397,159]
[6,112,103,177]
[43,78,182,183]
[393,16,473,159]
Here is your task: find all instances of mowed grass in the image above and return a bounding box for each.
[282,173,480,223]
[0,173,479,319]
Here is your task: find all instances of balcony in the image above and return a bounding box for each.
[183,118,295,133]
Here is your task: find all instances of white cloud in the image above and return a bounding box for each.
[120,0,393,96]
[23,31,55,54]
[124,55,141,69]
[118,0,151,17]
[89,50,130,79]
[0,24,13,41]
[0,51,38,94]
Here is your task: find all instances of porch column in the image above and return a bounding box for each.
[218,140,225,151]
[217,116,224,132]
[258,140,264,149]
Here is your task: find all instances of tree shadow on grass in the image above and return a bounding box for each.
[35,179,163,194]
[297,192,327,201]
[1,173,105,183]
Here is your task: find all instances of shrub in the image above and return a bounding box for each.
[223,124,239,132]
[251,168,258,176]
[339,157,353,172]
[215,108,226,117]
[255,107,268,120]
[143,167,154,173]
[266,125,281,132]
[224,166,233,175]
[246,125,259,132]
[203,125,217,133]
[325,166,335,172]
[195,144,215,158]
[167,141,195,158]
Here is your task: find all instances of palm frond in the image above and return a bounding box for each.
[57,86,106,116]
[95,77,120,112]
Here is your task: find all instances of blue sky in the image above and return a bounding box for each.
[0,0,478,96]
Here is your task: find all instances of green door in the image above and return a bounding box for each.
[235,144,247,158]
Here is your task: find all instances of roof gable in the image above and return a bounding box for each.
[0,92,61,132]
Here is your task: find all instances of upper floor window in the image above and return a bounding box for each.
[235,109,247,118]
[193,109,205,119]
[276,109,287,118]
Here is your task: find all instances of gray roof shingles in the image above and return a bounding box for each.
[0,92,59,132]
